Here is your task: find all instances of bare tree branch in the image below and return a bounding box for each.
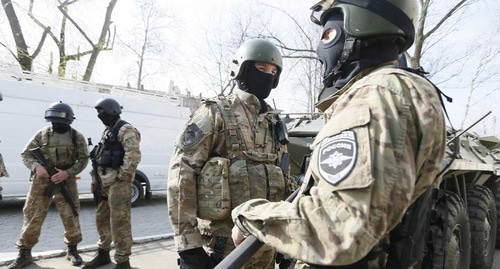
[2,0,33,70]
[82,0,117,81]
[57,0,94,45]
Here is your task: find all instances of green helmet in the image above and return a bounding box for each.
[230,39,283,88]
[44,101,75,124]
[310,0,418,51]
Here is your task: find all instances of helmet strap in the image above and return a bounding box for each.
[322,36,361,87]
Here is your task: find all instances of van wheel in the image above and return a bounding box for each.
[131,178,144,207]
[466,185,497,269]
[434,191,471,269]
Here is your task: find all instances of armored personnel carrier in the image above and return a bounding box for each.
[286,115,500,269]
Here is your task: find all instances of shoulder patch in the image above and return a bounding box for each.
[318,130,357,185]
[181,123,205,147]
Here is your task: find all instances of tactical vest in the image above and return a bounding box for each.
[196,95,286,221]
[95,120,127,169]
[39,126,78,169]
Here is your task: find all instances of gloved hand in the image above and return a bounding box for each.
[178,247,215,269]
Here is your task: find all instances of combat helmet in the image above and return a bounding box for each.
[310,0,418,52]
[94,98,122,116]
[44,101,75,124]
[230,39,283,88]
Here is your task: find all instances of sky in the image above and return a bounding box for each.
[0,0,499,136]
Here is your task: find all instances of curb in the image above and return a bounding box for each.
[0,233,173,267]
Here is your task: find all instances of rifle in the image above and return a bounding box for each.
[215,187,302,269]
[30,147,79,217]
[89,142,106,205]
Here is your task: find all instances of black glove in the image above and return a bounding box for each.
[178,247,215,269]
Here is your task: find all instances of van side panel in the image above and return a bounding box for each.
[0,74,191,199]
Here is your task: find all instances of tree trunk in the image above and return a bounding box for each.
[83,0,118,81]
[2,0,32,71]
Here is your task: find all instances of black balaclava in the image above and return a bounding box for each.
[316,11,346,89]
[98,112,119,127]
[316,11,400,102]
[52,122,71,134]
[238,62,277,100]
[335,39,399,89]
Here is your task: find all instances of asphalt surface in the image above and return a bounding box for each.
[0,192,172,257]
[1,192,500,268]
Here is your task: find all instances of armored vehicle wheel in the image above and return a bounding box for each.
[467,185,496,269]
[435,191,471,269]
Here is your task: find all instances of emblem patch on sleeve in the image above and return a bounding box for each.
[181,123,204,147]
[318,130,357,185]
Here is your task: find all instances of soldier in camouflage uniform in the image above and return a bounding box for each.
[0,150,8,201]
[8,101,88,269]
[83,98,141,269]
[0,92,9,201]
[231,0,446,268]
[168,39,296,269]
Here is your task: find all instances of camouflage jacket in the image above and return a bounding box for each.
[168,89,291,252]
[95,119,141,186]
[232,65,446,266]
[21,126,89,181]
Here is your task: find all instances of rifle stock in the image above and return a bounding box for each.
[30,147,79,217]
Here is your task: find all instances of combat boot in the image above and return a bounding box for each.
[66,245,83,266]
[114,260,131,269]
[7,249,33,269]
[82,248,111,269]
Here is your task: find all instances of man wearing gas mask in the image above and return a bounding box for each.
[231,0,446,268]
[168,39,296,268]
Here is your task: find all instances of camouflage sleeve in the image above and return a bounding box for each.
[65,131,89,178]
[232,73,446,265]
[167,103,222,252]
[118,123,141,183]
[20,130,44,172]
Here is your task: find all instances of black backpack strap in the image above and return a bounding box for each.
[399,67,454,130]
[112,120,128,135]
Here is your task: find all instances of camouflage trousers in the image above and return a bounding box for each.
[16,178,82,249]
[95,180,132,264]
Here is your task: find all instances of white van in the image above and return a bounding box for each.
[0,71,193,206]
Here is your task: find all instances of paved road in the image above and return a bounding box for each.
[1,192,500,268]
[0,192,172,255]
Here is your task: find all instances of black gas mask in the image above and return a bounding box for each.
[98,112,119,127]
[238,62,277,100]
[316,12,346,88]
[52,122,71,134]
